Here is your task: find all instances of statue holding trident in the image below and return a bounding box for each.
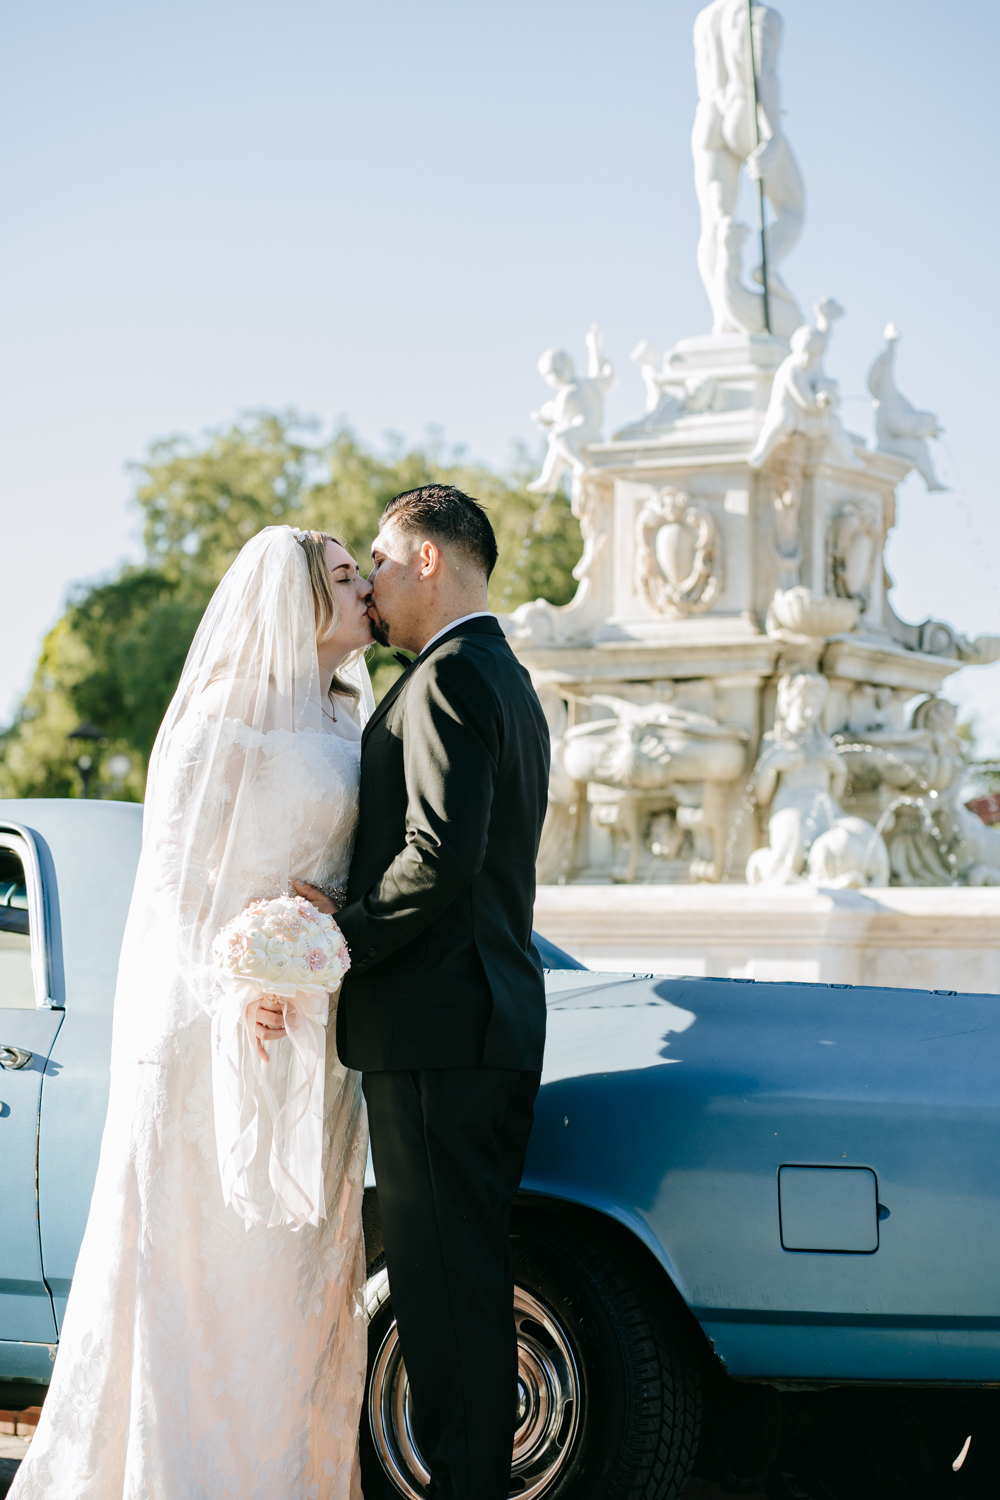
[692,0,805,339]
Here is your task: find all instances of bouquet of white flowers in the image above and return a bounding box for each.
[210,893,351,1231]
[212,892,350,992]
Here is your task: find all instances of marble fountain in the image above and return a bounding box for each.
[505,0,1000,988]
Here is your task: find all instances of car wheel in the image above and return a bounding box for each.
[361,1215,701,1500]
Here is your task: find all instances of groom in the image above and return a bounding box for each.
[301,485,550,1500]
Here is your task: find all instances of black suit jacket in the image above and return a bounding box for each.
[335,616,550,1072]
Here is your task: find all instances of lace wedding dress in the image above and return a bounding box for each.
[12,529,371,1500]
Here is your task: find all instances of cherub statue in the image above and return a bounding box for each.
[748,299,860,470]
[614,340,720,438]
[746,672,889,887]
[527,324,617,495]
[867,324,945,491]
[632,341,682,417]
[632,341,719,416]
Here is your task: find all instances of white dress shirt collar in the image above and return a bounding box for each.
[418,612,493,658]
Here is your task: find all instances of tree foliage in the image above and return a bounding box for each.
[68,573,210,759]
[138,412,319,590]
[1,413,580,800]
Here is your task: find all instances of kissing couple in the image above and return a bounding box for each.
[12,486,551,1500]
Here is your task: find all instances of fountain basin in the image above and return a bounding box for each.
[535,883,1000,994]
[768,587,860,638]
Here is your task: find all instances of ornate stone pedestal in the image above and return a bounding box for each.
[509,331,971,889]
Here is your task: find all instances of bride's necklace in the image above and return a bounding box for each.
[322,698,337,724]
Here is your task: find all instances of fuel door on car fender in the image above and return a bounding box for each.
[779,1165,879,1253]
[0,831,62,1343]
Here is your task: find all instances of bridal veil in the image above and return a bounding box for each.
[112,525,372,1225]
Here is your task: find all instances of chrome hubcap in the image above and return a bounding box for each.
[367,1274,580,1500]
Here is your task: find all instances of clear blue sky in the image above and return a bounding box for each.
[3,1,999,743]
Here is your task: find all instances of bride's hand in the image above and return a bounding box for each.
[254,999,287,1060]
[292,879,338,916]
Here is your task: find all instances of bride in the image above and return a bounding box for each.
[12,526,375,1499]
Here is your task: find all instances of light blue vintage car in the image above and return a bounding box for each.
[1,798,998,1500]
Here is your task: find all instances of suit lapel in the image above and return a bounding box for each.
[360,617,505,750]
[361,661,414,748]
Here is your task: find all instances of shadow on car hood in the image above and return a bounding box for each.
[542,974,696,1086]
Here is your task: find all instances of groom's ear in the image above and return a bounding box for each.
[417,539,443,580]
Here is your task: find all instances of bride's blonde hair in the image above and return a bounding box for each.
[295,528,361,705]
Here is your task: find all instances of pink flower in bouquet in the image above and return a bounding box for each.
[213,894,350,991]
[227,931,250,961]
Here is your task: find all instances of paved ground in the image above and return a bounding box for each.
[0,1431,31,1497]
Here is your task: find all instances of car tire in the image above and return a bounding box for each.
[360,1213,701,1500]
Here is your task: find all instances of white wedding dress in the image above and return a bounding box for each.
[12,528,371,1500]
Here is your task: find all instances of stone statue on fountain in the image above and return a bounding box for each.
[527,325,616,497]
[692,0,805,339]
[748,298,860,470]
[505,326,618,649]
[836,697,1000,886]
[867,324,946,491]
[613,342,722,440]
[746,673,890,888]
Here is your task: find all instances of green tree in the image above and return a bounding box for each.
[137,411,319,588]
[1,413,581,799]
[0,617,95,799]
[68,572,210,760]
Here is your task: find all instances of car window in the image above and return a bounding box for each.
[0,845,35,1009]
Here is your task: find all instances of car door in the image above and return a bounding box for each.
[0,830,62,1346]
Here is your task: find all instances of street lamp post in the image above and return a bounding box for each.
[68,721,103,799]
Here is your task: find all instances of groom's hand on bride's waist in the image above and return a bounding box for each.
[291,879,339,916]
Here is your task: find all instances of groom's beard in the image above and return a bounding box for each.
[367,607,391,648]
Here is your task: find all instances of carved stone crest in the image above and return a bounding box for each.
[827,498,880,609]
[635,489,722,617]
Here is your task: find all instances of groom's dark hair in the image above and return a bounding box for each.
[382,485,498,580]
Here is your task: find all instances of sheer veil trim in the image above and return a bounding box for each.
[340,651,375,725]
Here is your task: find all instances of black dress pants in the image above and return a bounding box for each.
[363,1067,541,1500]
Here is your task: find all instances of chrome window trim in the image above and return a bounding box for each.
[0,823,56,1010]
